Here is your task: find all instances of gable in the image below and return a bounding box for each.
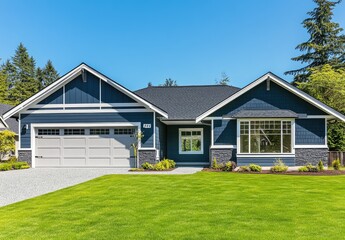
[38,70,137,105]
[211,80,327,117]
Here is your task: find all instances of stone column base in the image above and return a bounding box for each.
[210,148,237,166]
[295,148,328,166]
[138,149,158,167]
[18,150,32,166]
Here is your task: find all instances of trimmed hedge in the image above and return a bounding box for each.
[0,161,29,171]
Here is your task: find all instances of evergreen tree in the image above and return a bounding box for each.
[7,43,41,104]
[0,71,9,104]
[216,72,230,85]
[41,60,59,88]
[285,0,345,82]
[161,78,177,87]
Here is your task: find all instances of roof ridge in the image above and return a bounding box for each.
[135,84,240,92]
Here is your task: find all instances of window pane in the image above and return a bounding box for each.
[181,138,191,152]
[192,138,201,151]
[240,135,249,153]
[283,135,291,153]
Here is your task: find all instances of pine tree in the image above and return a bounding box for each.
[161,78,177,87]
[7,43,41,104]
[0,71,9,104]
[40,60,59,88]
[216,72,230,85]
[285,0,345,82]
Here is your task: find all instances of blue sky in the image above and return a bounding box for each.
[1,0,345,90]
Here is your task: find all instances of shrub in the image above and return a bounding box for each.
[318,160,324,171]
[298,166,309,172]
[129,168,144,171]
[223,161,236,172]
[160,159,176,169]
[153,161,166,171]
[141,162,154,170]
[167,159,176,168]
[270,159,288,173]
[212,158,221,169]
[238,166,250,172]
[8,156,17,162]
[12,162,29,170]
[249,164,262,172]
[0,163,12,171]
[332,159,341,170]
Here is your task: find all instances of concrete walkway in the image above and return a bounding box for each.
[0,167,202,207]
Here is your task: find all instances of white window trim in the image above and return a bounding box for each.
[179,128,204,155]
[237,118,295,155]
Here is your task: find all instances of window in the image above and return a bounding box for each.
[90,129,109,135]
[114,128,135,135]
[38,129,60,135]
[64,129,85,135]
[239,120,292,154]
[179,129,203,154]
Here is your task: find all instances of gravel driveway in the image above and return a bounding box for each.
[0,167,202,207]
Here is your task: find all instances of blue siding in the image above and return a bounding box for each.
[38,87,63,104]
[155,119,167,159]
[237,157,295,166]
[213,120,236,145]
[101,81,136,103]
[20,112,154,148]
[212,81,326,116]
[166,125,210,164]
[65,71,100,104]
[295,119,325,145]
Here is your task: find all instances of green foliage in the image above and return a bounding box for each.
[160,78,177,87]
[141,162,154,170]
[12,162,29,170]
[0,43,59,105]
[318,160,324,171]
[8,156,17,162]
[297,65,345,150]
[212,158,224,170]
[0,163,12,171]
[332,159,341,170]
[216,72,230,85]
[298,166,309,172]
[285,0,345,82]
[249,164,262,172]
[0,130,16,160]
[270,159,288,173]
[222,161,236,172]
[128,168,144,171]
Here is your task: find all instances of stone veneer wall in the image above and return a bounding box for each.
[138,149,158,167]
[295,148,328,166]
[210,148,237,165]
[18,150,32,166]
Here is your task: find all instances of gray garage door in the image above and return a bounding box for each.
[35,127,136,168]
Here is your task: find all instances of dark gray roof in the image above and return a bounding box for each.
[135,85,240,120]
[0,104,18,134]
[227,110,298,118]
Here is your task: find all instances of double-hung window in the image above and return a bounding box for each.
[239,120,292,154]
[179,128,203,154]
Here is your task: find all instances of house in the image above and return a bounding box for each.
[3,63,345,168]
[0,104,19,158]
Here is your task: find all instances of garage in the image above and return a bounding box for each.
[34,127,136,168]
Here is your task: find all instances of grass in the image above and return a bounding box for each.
[1,172,345,239]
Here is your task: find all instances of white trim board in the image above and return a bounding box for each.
[3,63,168,120]
[210,145,237,149]
[294,145,328,149]
[22,108,151,114]
[195,72,345,123]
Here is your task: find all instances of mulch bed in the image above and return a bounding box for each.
[203,168,345,175]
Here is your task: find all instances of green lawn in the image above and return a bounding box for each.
[1,172,345,240]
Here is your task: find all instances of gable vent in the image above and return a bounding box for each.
[266,77,270,91]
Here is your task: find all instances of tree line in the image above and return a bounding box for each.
[0,43,59,105]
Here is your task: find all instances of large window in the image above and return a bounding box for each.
[179,128,203,154]
[239,120,292,154]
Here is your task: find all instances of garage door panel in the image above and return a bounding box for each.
[37,147,61,157]
[63,138,86,146]
[36,158,61,167]
[89,147,111,156]
[88,158,111,166]
[36,138,61,147]
[64,147,86,157]
[89,138,111,146]
[113,137,133,148]
[113,148,131,158]
[112,158,133,167]
[62,158,86,166]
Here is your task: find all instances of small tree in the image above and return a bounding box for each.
[160,78,177,87]
[216,72,230,85]
[131,130,144,166]
[0,130,16,160]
